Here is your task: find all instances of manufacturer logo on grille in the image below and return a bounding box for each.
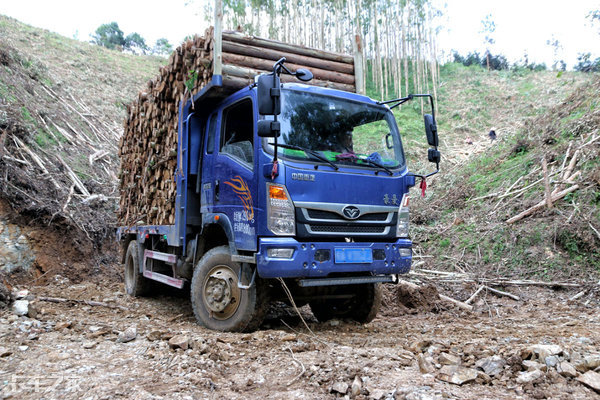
[342,205,360,220]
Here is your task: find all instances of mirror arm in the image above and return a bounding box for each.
[379,94,436,121]
[409,168,439,181]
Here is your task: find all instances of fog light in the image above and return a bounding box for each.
[399,248,412,257]
[267,248,294,259]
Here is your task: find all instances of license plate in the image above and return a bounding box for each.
[334,248,373,264]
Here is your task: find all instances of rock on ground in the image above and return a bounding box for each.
[577,371,600,392]
[437,365,478,385]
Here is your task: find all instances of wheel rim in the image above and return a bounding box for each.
[202,265,241,320]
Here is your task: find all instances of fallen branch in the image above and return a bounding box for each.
[56,154,91,197]
[39,296,129,311]
[588,222,600,241]
[562,149,579,181]
[62,185,75,212]
[465,286,485,305]
[1,154,30,166]
[506,184,579,224]
[286,346,306,386]
[569,290,587,302]
[12,136,61,190]
[541,156,552,209]
[89,150,110,166]
[407,269,585,288]
[484,285,520,301]
[276,278,326,344]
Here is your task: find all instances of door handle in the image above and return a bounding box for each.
[214,179,219,202]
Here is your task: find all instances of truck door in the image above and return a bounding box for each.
[203,97,257,251]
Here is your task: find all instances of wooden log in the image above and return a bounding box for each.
[223,31,354,64]
[222,41,354,75]
[221,67,356,93]
[119,29,359,226]
[222,52,355,85]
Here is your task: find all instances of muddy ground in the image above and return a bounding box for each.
[1,274,599,400]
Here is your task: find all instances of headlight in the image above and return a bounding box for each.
[267,183,295,235]
[396,194,409,237]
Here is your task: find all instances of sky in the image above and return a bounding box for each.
[1,0,599,69]
[434,0,600,68]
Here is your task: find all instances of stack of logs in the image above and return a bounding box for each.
[118,27,356,226]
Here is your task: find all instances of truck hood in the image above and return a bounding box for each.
[284,163,410,208]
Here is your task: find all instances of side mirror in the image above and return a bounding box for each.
[257,74,281,116]
[423,114,438,147]
[257,120,280,138]
[428,148,441,164]
[295,68,313,82]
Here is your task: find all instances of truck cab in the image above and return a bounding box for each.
[119,70,440,332]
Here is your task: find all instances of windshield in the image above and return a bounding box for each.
[262,89,405,170]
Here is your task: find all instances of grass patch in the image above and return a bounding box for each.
[34,129,57,147]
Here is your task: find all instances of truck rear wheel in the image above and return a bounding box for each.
[309,283,382,324]
[191,246,268,332]
[124,240,151,296]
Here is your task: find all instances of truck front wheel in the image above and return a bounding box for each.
[124,240,151,296]
[191,246,268,332]
[309,283,382,324]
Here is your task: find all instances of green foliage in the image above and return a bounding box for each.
[588,9,600,34]
[574,52,600,72]
[152,38,173,56]
[20,106,34,123]
[480,14,496,47]
[91,22,126,50]
[124,32,148,54]
[452,51,509,71]
[0,79,17,103]
[34,130,56,148]
[91,22,161,57]
[185,70,198,92]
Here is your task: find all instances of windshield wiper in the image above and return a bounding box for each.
[269,143,339,170]
[361,157,393,175]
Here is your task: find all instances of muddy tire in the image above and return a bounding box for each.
[191,246,268,332]
[309,283,382,323]
[124,240,151,297]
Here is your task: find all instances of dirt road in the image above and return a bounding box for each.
[1,277,599,399]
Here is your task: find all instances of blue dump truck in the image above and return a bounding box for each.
[117,57,440,332]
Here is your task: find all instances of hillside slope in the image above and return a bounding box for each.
[0,15,164,240]
[413,70,600,280]
[0,15,165,279]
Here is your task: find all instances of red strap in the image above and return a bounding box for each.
[271,160,278,180]
[420,177,427,197]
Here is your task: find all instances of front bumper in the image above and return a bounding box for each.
[255,237,412,278]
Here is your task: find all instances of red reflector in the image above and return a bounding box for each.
[145,233,149,239]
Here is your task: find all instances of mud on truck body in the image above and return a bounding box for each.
[117,59,440,332]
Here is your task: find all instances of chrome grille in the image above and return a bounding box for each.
[307,209,388,221]
[308,225,386,234]
[295,202,397,237]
